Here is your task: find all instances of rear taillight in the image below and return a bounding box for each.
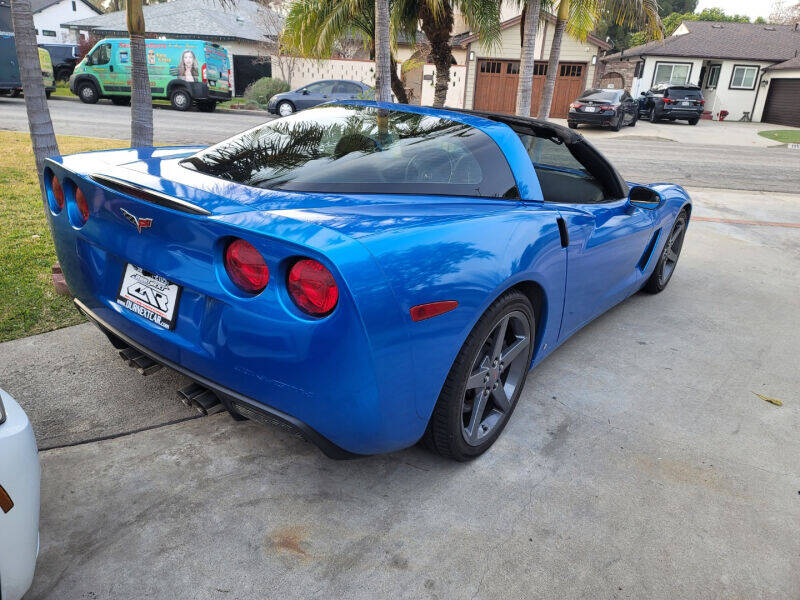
[51,174,64,210]
[287,258,338,316]
[699,99,706,106]
[662,98,672,104]
[570,102,581,109]
[75,188,89,224]
[201,63,207,83]
[228,68,232,86]
[599,104,614,110]
[224,239,269,294]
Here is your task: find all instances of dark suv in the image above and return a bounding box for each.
[638,84,705,125]
[38,43,78,81]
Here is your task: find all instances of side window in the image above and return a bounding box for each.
[306,81,335,95]
[341,82,362,95]
[89,43,111,66]
[517,132,607,204]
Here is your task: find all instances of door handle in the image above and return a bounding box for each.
[557,218,569,248]
[109,65,114,72]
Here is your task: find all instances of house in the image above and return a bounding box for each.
[62,0,281,95]
[599,20,800,126]
[453,13,612,118]
[32,0,99,44]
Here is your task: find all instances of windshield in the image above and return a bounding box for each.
[182,104,518,199]
[579,89,620,102]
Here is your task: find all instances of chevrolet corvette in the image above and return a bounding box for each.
[43,101,690,460]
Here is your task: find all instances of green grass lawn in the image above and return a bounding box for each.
[758,129,800,144]
[0,131,124,342]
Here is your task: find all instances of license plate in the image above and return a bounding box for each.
[116,264,181,330]
[681,101,690,106]
[584,106,596,112]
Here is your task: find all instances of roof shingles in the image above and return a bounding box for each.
[602,20,800,63]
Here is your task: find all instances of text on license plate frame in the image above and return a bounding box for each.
[116,264,182,330]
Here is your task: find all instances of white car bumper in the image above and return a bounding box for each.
[0,389,40,600]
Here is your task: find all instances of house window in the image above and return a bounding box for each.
[653,62,691,85]
[729,65,758,90]
[705,64,720,89]
[533,62,547,76]
[72,0,76,9]
[42,29,57,37]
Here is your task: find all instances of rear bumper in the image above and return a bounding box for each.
[75,298,359,459]
[0,390,40,600]
[568,111,619,126]
[657,106,703,119]
[185,81,230,101]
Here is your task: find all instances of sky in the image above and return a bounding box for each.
[694,0,776,20]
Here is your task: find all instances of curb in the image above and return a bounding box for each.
[49,93,272,116]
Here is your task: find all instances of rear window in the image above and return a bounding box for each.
[578,89,620,102]
[666,88,702,99]
[182,104,518,199]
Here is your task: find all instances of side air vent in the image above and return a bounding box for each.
[637,228,662,271]
[90,174,211,216]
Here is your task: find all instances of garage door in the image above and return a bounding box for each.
[762,79,800,127]
[473,60,586,118]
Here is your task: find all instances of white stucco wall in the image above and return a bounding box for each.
[751,68,799,122]
[630,55,704,97]
[419,64,466,107]
[705,60,772,121]
[463,20,601,110]
[36,0,97,44]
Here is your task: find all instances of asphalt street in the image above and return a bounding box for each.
[1,96,799,599]
[1,96,799,193]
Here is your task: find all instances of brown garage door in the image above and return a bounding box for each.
[473,60,586,118]
[762,79,800,127]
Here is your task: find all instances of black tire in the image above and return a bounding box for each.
[629,112,637,127]
[77,80,99,104]
[197,100,216,112]
[688,118,699,125]
[277,100,295,117]
[567,121,578,129]
[110,96,130,106]
[170,88,192,111]
[45,90,51,99]
[649,107,658,123]
[421,290,535,461]
[643,209,688,294]
[611,114,623,131]
[10,89,21,97]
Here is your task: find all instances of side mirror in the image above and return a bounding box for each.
[301,89,309,95]
[640,91,646,96]
[629,185,662,209]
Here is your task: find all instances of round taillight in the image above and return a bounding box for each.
[224,239,269,294]
[51,174,64,210]
[287,258,338,316]
[75,188,89,224]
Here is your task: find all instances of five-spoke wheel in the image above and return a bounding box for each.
[644,209,688,293]
[422,290,535,460]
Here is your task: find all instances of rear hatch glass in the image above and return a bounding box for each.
[667,88,702,100]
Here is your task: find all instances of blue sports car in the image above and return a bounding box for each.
[43,101,690,460]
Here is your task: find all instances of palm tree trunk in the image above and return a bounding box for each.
[390,55,409,103]
[127,0,153,147]
[10,0,58,188]
[537,0,568,120]
[419,2,454,108]
[374,0,392,103]
[515,0,542,116]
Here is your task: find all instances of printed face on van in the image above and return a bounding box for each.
[178,50,198,82]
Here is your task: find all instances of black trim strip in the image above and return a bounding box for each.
[89,174,212,216]
[74,298,359,460]
[556,217,569,247]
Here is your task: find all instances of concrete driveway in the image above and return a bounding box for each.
[552,116,800,147]
[2,184,799,599]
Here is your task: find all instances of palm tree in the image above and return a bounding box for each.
[515,0,549,116]
[10,0,59,186]
[399,0,501,107]
[283,0,410,103]
[537,0,662,119]
[127,0,153,147]
[375,0,392,102]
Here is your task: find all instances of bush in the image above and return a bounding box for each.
[243,77,290,109]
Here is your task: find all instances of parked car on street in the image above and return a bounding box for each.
[0,388,40,600]
[0,36,55,98]
[39,43,79,81]
[70,38,231,111]
[43,102,691,460]
[637,84,705,125]
[267,79,373,116]
[567,88,638,130]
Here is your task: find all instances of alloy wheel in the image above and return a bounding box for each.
[659,217,686,285]
[461,310,530,446]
